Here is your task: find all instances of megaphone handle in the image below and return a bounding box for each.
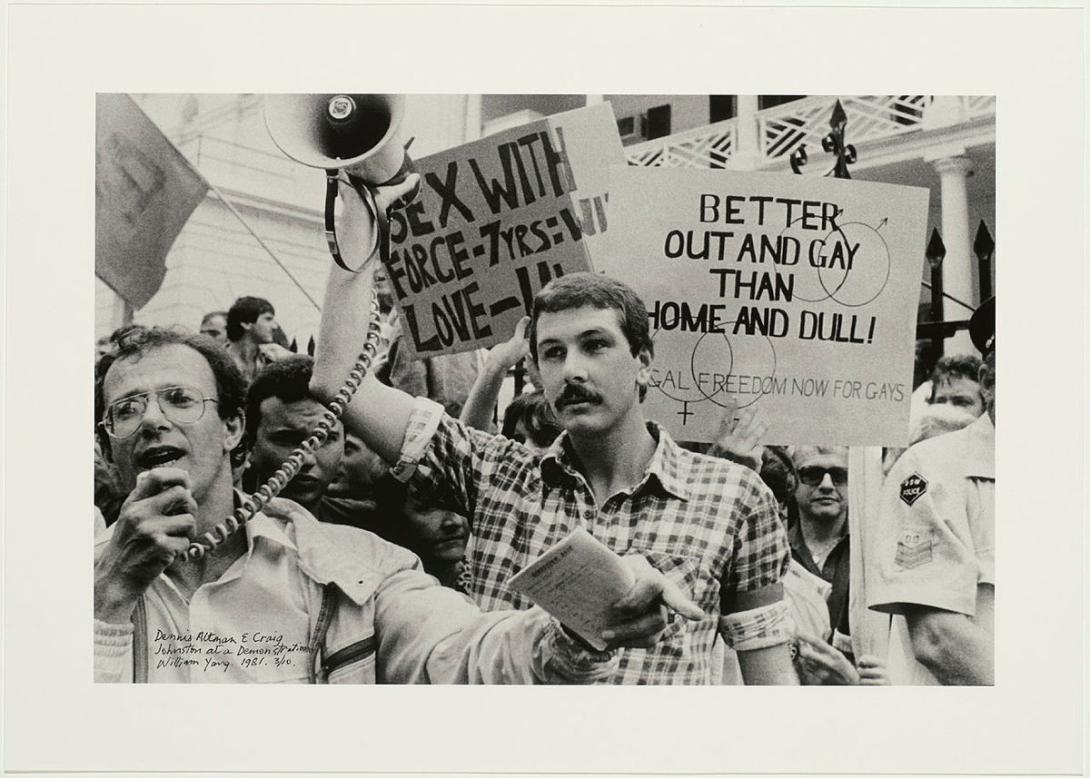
[323,172,386,272]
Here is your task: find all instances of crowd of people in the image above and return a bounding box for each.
[93,172,995,685]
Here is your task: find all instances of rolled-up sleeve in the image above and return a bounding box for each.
[398,396,530,530]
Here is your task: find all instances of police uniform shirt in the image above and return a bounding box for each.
[866,413,995,685]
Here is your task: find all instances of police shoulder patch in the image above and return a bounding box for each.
[899,473,928,506]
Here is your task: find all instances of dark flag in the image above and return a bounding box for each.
[96,94,208,309]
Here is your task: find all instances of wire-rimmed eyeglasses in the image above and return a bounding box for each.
[100,386,219,439]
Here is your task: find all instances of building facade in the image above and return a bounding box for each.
[97,94,995,357]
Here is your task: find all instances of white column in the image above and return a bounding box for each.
[730,94,761,170]
[463,94,482,143]
[932,155,976,355]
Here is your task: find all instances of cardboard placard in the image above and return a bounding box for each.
[601,167,930,446]
[387,102,624,358]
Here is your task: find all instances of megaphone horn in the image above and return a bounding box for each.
[265,93,413,185]
[264,94,420,271]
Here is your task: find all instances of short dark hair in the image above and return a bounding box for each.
[227,296,275,342]
[500,390,562,449]
[929,354,983,402]
[95,327,248,463]
[109,323,147,345]
[244,355,316,453]
[528,272,653,401]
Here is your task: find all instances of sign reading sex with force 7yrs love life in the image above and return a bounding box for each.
[384,102,624,358]
[600,167,930,447]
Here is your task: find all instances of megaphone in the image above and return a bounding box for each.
[265,93,414,185]
[264,94,420,270]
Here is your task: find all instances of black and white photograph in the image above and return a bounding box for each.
[91,91,996,687]
[4,3,1085,777]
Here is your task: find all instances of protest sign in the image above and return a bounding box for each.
[386,102,624,358]
[601,167,930,446]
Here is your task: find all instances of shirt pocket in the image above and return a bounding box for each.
[623,542,711,650]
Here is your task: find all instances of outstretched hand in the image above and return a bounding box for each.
[487,316,530,372]
[596,555,704,650]
[709,395,768,472]
[795,632,860,685]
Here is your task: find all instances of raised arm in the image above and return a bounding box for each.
[310,175,421,464]
[459,316,529,433]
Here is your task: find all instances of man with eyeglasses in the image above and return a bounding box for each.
[787,446,852,652]
[92,327,703,683]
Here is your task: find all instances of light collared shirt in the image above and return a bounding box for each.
[867,413,995,684]
[94,498,619,684]
[97,512,316,683]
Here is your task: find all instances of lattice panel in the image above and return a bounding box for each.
[759,95,930,160]
[964,95,997,119]
[625,122,736,169]
[627,95,994,169]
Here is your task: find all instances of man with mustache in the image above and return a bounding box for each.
[788,445,852,652]
[93,327,702,683]
[311,175,797,684]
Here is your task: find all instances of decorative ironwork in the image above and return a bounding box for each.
[759,95,930,164]
[789,145,807,174]
[824,100,856,178]
[973,220,994,301]
[924,229,947,356]
[787,99,857,178]
[625,95,994,172]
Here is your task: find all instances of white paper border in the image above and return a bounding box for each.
[3,3,1085,776]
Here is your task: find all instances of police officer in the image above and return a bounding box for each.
[866,297,995,685]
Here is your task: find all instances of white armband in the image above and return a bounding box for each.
[390,398,445,482]
[719,600,791,652]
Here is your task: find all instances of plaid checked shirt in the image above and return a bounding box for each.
[401,398,791,685]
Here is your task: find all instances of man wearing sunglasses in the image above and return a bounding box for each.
[788,446,852,651]
[93,328,701,683]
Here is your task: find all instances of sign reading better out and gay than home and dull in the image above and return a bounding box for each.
[601,167,930,447]
[383,103,624,358]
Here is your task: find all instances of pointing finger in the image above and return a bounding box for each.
[660,577,704,621]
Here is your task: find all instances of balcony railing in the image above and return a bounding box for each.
[626,95,995,168]
[624,118,737,168]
